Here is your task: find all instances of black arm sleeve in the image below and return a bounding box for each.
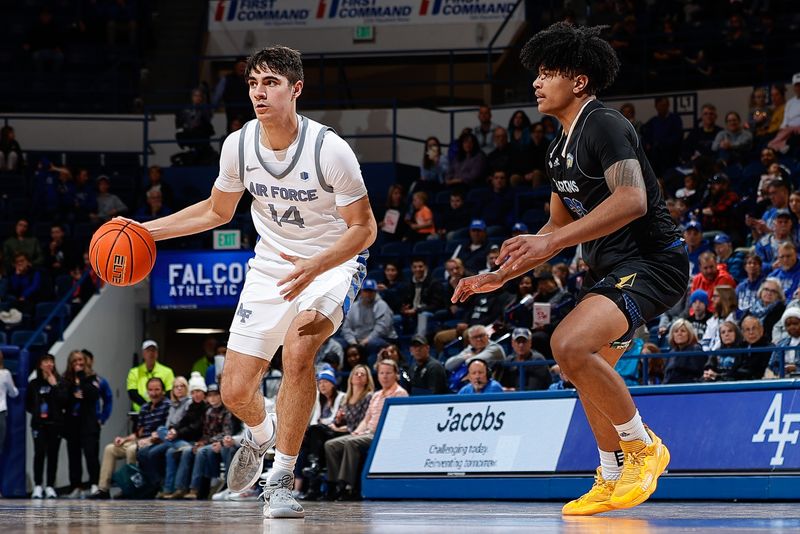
[128,389,147,406]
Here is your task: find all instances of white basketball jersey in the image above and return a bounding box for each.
[214,115,369,275]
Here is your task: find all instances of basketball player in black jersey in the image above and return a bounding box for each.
[453,23,689,515]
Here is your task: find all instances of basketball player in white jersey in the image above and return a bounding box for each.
[131,47,376,518]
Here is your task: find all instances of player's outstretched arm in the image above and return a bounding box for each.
[498,159,647,272]
[277,195,377,301]
[452,193,572,303]
[138,187,244,241]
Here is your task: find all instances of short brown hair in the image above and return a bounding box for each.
[246,46,304,84]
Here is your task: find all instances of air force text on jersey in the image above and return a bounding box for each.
[248,183,319,203]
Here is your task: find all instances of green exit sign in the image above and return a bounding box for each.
[354,25,374,42]
[213,229,241,250]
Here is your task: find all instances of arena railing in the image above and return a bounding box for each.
[19,270,91,354]
[502,344,798,392]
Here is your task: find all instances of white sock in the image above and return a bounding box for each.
[247,411,274,446]
[598,448,623,481]
[269,450,298,477]
[613,410,652,444]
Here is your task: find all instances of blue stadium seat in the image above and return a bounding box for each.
[10,330,47,349]
[411,239,444,262]
[486,225,507,238]
[380,241,413,265]
[431,265,446,281]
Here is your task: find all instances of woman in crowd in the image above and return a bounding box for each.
[416,136,448,191]
[377,260,405,313]
[663,319,705,384]
[701,285,741,351]
[376,184,409,243]
[26,354,66,499]
[503,274,535,330]
[745,278,786,339]
[137,375,190,490]
[63,350,101,499]
[446,132,486,187]
[339,344,368,390]
[507,110,532,151]
[642,342,664,384]
[703,320,743,381]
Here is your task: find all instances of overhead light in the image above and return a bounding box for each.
[176,328,226,335]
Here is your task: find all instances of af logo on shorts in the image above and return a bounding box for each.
[237,303,253,324]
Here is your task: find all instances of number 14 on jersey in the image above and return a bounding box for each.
[268,204,306,228]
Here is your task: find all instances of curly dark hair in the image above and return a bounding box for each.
[246,46,304,84]
[519,22,620,95]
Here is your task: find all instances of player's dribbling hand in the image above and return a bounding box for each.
[451,271,505,303]
[495,233,555,272]
[112,216,148,230]
[277,252,321,301]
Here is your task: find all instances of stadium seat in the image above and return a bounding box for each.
[380,241,413,265]
[10,330,47,349]
[411,240,444,263]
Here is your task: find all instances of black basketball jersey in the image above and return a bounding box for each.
[545,99,681,276]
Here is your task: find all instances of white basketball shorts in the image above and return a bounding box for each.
[227,263,365,361]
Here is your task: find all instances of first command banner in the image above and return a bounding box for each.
[208,0,523,30]
[150,250,253,309]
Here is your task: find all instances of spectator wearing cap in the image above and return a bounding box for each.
[755,179,791,237]
[769,307,800,376]
[498,328,551,391]
[409,335,448,395]
[458,219,491,273]
[768,242,800,301]
[511,222,528,237]
[341,279,398,358]
[757,210,795,268]
[92,175,129,224]
[712,111,753,163]
[713,233,745,283]
[736,253,766,311]
[91,377,170,499]
[458,358,504,395]
[126,340,175,412]
[170,381,233,500]
[684,220,710,277]
[767,72,800,154]
[400,258,444,338]
[153,373,208,498]
[681,289,711,340]
[691,252,736,313]
[700,174,740,238]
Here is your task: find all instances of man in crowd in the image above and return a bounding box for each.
[458,358,504,395]
[341,279,398,356]
[498,328,552,391]
[408,335,448,395]
[755,210,795,267]
[91,377,170,499]
[768,242,800,299]
[736,253,766,311]
[713,233,745,282]
[401,258,444,338]
[690,252,736,313]
[473,105,500,154]
[126,340,175,412]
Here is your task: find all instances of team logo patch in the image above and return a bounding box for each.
[566,153,574,169]
[300,171,309,181]
[615,273,637,289]
[237,303,253,324]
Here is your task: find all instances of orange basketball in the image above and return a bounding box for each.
[89,220,157,286]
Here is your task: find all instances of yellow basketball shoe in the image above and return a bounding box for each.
[561,467,618,516]
[610,427,670,509]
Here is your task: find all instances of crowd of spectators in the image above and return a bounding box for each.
[553,1,797,93]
